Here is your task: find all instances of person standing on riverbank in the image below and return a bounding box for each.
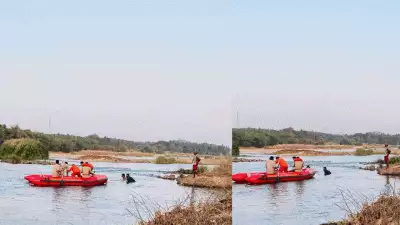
[192,152,201,178]
[384,144,391,168]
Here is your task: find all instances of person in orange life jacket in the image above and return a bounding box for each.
[275,156,288,173]
[68,164,81,177]
[81,161,94,170]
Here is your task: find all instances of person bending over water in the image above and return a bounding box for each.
[68,164,82,177]
[126,174,135,184]
[275,156,288,173]
[323,167,331,176]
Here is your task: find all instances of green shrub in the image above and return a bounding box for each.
[389,156,400,164]
[154,155,177,164]
[176,165,209,174]
[197,165,209,173]
[354,148,374,156]
[0,138,48,161]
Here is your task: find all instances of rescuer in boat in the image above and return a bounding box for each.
[266,156,277,175]
[62,162,69,176]
[81,164,95,178]
[52,160,63,177]
[384,144,391,168]
[126,173,135,183]
[293,157,304,172]
[290,156,304,172]
[80,161,94,173]
[68,164,82,177]
[275,156,289,173]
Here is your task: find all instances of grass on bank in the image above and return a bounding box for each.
[154,156,178,164]
[354,148,374,156]
[177,158,232,189]
[131,189,232,225]
[327,185,400,225]
[373,156,400,165]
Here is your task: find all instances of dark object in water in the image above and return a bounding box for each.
[306,165,310,168]
[126,173,135,184]
[323,167,331,176]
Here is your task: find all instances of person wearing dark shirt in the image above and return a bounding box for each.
[126,173,135,184]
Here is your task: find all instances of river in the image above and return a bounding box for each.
[0,160,212,225]
[233,153,400,225]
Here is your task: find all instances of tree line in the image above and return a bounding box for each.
[0,124,230,156]
[232,127,400,156]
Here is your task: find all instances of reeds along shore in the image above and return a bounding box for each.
[137,189,232,225]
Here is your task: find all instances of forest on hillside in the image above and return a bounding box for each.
[233,127,400,149]
[0,124,229,156]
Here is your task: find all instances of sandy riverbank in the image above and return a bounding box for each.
[50,150,226,165]
[240,145,400,156]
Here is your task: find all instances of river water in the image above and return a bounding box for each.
[233,154,400,225]
[0,160,211,225]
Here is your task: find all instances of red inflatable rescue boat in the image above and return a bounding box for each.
[24,174,108,187]
[232,168,316,184]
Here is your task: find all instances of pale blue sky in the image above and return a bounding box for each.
[232,1,400,134]
[0,1,231,145]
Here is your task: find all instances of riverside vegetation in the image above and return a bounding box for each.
[233,127,400,156]
[0,124,230,162]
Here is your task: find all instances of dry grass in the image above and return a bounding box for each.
[333,185,400,225]
[51,149,154,157]
[178,158,232,189]
[377,164,400,176]
[273,149,352,156]
[133,190,232,225]
[264,144,355,150]
[74,155,151,163]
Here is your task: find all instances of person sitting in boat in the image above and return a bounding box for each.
[293,157,304,172]
[266,156,277,174]
[81,165,94,178]
[126,173,135,184]
[52,160,63,177]
[62,162,69,176]
[275,156,288,173]
[80,161,94,172]
[68,164,82,177]
[121,173,126,181]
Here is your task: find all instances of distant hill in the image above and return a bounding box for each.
[233,127,400,148]
[0,124,230,156]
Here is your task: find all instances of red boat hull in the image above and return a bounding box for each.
[232,172,264,183]
[24,174,108,187]
[232,169,316,184]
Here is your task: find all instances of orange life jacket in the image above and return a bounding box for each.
[276,158,288,168]
[68,165,80,173]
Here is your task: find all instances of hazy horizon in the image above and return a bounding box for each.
[0,1,231,146]
[232,1,400,134]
